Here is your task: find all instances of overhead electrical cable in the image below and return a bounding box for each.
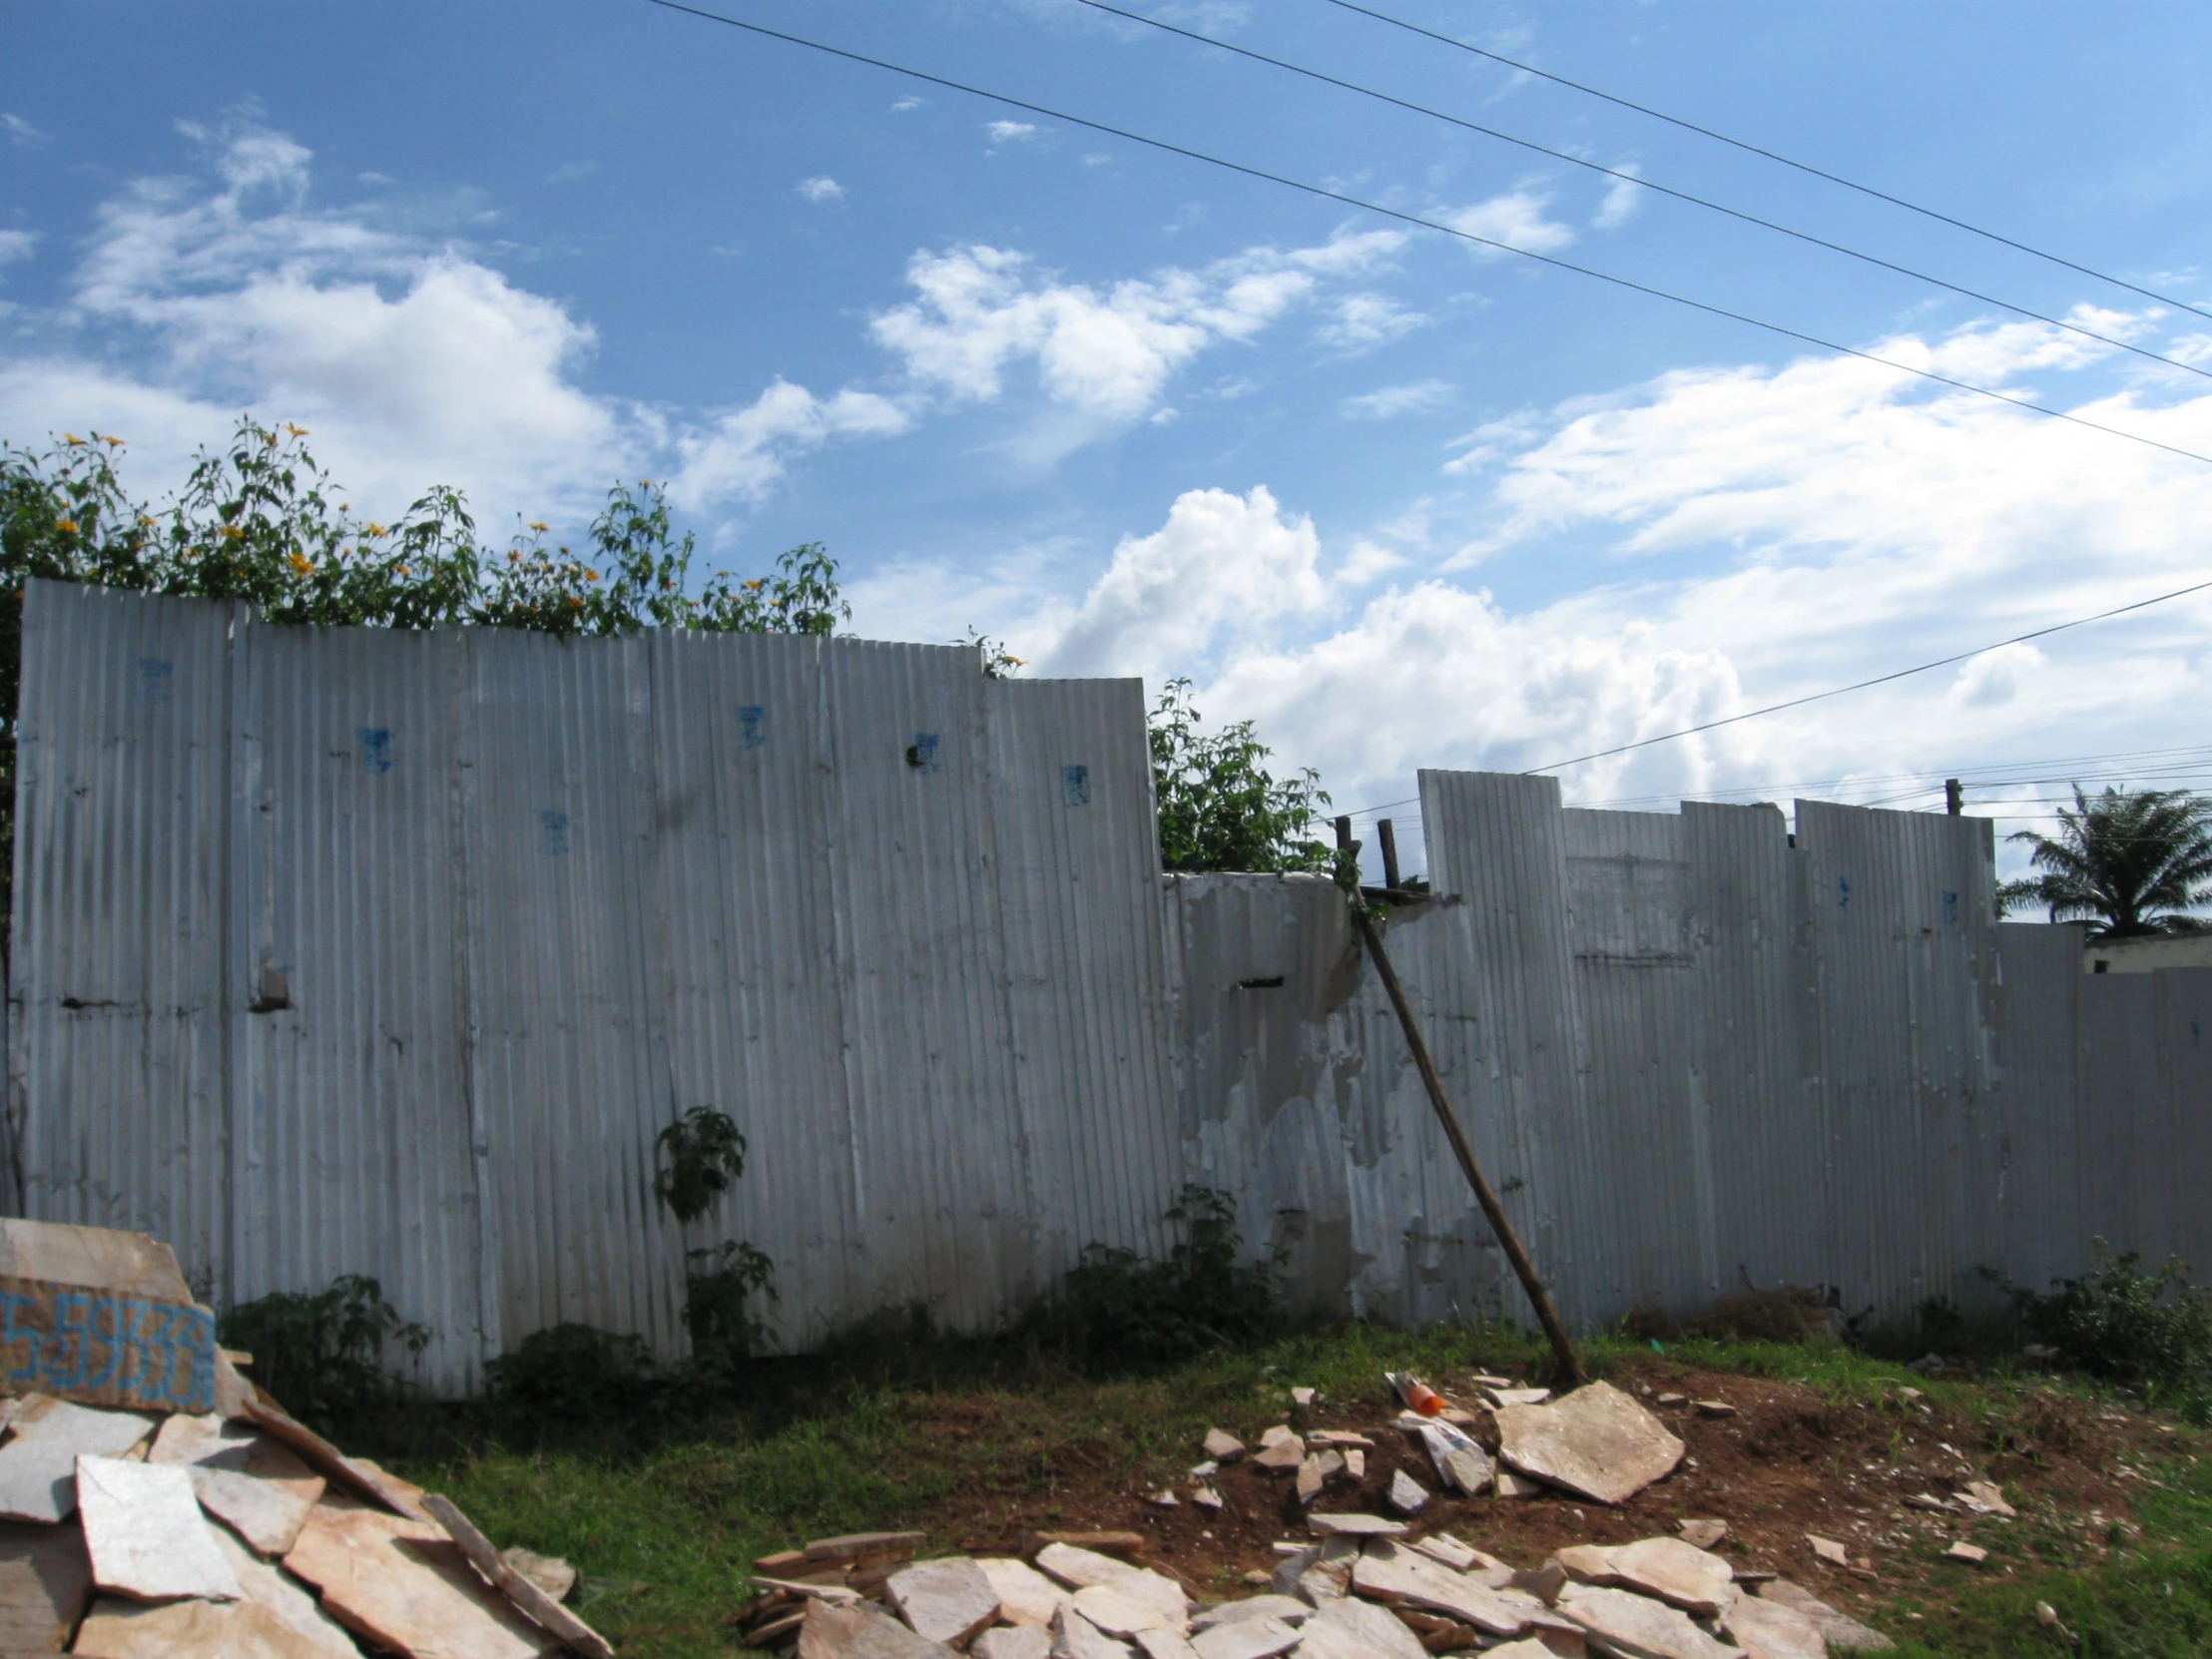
[1074,0,2212,383]
[1318,0,2212,326]
[639,0,2212,474]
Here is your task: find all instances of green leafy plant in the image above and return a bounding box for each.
[219,1274,430,1432]
[654,1106,750,1226]
[1998,785,2212,936]
[1035,1185,1283,1368]
[1148,678,1332,874]
[2003,1241,2212,1388]
[481,1322,661,1428]
[682,1239,780,1378]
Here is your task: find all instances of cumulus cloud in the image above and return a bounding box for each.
[797,176,845,203]
[0,231,36,268]
[1593,166,1644,230]
[1341,379,1455,420]
[2,114,48,147]
[1316,292,1427,351]
[985,120,1038,145]
[1441,190,1576,259]
[669,380,910,510]
[869,229,1406,420]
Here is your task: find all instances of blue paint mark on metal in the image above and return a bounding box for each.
[737,705,767,749]
[134,658,172,705]
[539,810,571,856]
[907,732,941,774]
[1941,889,1959,925]
[1062,765,1090,808]
[357,728,393,774]
[1838,876,1853,909]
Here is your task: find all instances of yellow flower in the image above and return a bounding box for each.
[219,525,246,540]
[137,515,155,527]
[507,550,521,564]
[286,553,313,577]
[567,596,584,610]
[62,434,83,446]
[365,523,388,538]
[54,519,79,534]
[527,521,548,533]
[583,570,599,583]
[102,435,125,447]
[284,423,310,438]
[743,579,764,591]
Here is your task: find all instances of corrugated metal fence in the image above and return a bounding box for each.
[9,582,2208,1390]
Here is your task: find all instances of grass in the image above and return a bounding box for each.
[358,1321,2212,1659]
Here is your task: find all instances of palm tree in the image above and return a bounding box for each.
[1999,786,2212,937]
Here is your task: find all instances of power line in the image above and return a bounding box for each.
[637,0,2212,474]
[1527,574,2212,774]
[1076,0,2212,384]
[1318,0,2212,326]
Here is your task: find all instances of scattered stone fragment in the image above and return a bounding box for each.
[1145,1490,1179,1509]
[500,1547,578,1605]
[1075,1584,1177,1638]
[803,1596,962,1659]
[72,1596,338,1659]
[1691,1400,1737,1418]
[1261,1426,1299,1448]
[1468,1375,1511,1388]
[426,1493,615,1659]
[1508,1563,1567,1607]
[1308,1432,1375,1449]
[886,1557,1004,1646]
[1655,1394,1686,1407]
[1053,1606,1137,1659]
[1385,1470,1428,1516]
[980,1557,1072,1627]
[1344,1450,1366,1481]
[1470,1644,1566,1659]
[1193,1486,1224,1511]
[1193,1615,1302,1659]
[1755,1580,1896,1652]
[0,1517,93,1651]
[1192,1596,1312,1633]
[1485,1388,1551,1409]
[1960,1480,2016,1518]
[1942,1542,1988,1566]
[1033,1545,1187,1628]
[283,1500,557,1659]
[1257,1436,1308,1473]
[205,1521,363,1658]
[77,1455,242,1605]
[1555,1538,1734,1618]
[1242,1572,1271,1588]
[1291,1389,1318,1409]
[1349,1541,1531,1638]
[1415,1422,1493,1497]
[1189,1462,1219,1481]
[0,1400,158,1523]
[1494,1382,1684,1507]
[1903,1494,1951,1512]
[1309,1514,1407,1539]
[1720,1594,1826,1659]
[1205,1430,1248,1463]
[1297,1456,1326,1506]
[1805,1536,1849,1568]
[1133,1628,1201,1659]
[1555,1583,1736,1659]
[979,1628,1056,1659]
[1896,1387,1925,1404]
[150,1416,326,1559]
[1493,1468,1543,1499]
[759,1549,813,1574]
[1675,1519,1727,1550]
[1407,1535,1474,1572]
[1030,1533,1148,1562]
[1295,1595,1427,1659]
[814,1532,928,1563]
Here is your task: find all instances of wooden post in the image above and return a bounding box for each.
[1337,820,1584,1387]
[1377,818,1402,891]
[1944,779,1963,816]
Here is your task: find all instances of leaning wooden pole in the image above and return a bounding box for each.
[1338,820,1584,1387]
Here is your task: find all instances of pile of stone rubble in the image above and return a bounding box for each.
[742,1380,1895,1659]
[0,1218,609,1658]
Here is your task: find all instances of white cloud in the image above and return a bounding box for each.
[2,114,48,147]
[1593,166,1644,231]
[669,380,910,510]
[1317,292,1427,351]
[0,231,37,267]
[546,161,599,185]
[796,176,845,204]
[1342,379,1455,420]
[891,96,924,112]
[869,230,1408,420]
[985,120,1038,145]
[1441,190,1576,259]
[1040,485,1328,679]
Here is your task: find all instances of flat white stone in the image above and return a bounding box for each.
[980,1556,1074,1626]
[1259,1426,1299,1449]
[1384,1471,1427,1516]
[0,1400,157,1522]
[1192,1615,1302,1659]
[1349,1542,1530,1638]
[803,1597,963,1659]
[1676,1519,1727,1550]
[1134,1628,1202,1659]
[1556,1584,1736,1659]
[1205,1430,1247,1462]
[1075,1583,1176,1637]
[1722,1595,1826,1659]
[1308,1515,1404,1539]
[1494,1382,1683,1506]
[0,1516,92,1650]
[1407,1535,1475,1572]
[1035,1546,1186,1627]
[1754,1580,1895,1652]
[1053,1606,1137,1659]
[889,1557,1003,1646]
[207,1521,359,1658]
[1256,1437,1308,1472]
[71,1596,340,1659]
[1295,1596,1425,1659]
[1493,1468,1544,1499]
[150,1418,325,1558]
[1193,1486,1224,1510]
[978,1626,1056,1659]
[1191,1596,1311,1633]
[77,1455,241,1604]
[1561,1538,1735,1617]
[282,1500,557,1659]
[1344,1450,1365,1481]
[1415,1423,1492,1497]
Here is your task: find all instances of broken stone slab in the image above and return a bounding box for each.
[979,1627,1056,1659]
[1296,1594,1427,1659]
[1034,1545,1186,1627]
[1191,1597,1310,1633]
[1407,1535,1475,1572]
[1941,1542,1987,1565]
[1030,1533,1147,1562]
[1192,1615,1303,1659]
[1308,1432,1375,1449]
[1493,1468,1543,1499]
[1805,1536,1848,1568]
[0,1399,158,1522]
[1296,1456,1326,1506]
[1959,1480,2015,1518]
[1555,1539,1735,1618]
[1349,1541,1531,1639]
[1384,1471,1427,1516]
[1133,1628,1201,1659]
[1256,1436,1308,1473]
[283,1499,559,1658]
[0,1515,92,1651]
[813,1531,929,1562]
[1754,1581,1895,1652]
[803,1595,963,1659]
[1075,1583,1179,1638]
[1144,1491,1179,1509]
[1344,1450,1365,1481]
[1204,1430,1247,1463]
[1484,1388,1551,1409]
[1413,1422,1492,1498]
[1509,1563,1566,1606]
[1691,1401,1736,1418]
[1675,1519,1727,1551]
[1053,1605,1137,1659]
[1308,1515,1405,1539]
[0,1219,197,1304]
[1493,1382,1683,1507]
[1193,1486,1224,1511]
[206,1519,360,1658]
[979,1557,1073,1627]
[501,1547,577,1605]
[77,1455,243,1604]
[425,1492,615,1659]
[1291,1388,1318,1409]
[756,1577,864,1603]
[240,1396,431,1524]
[1554,1584,1736,1659]
[1467,1644,1570,1659]
[1190,1462,1220,1480]
[1718,1595,1825,1659]
[1260,1426,1300,1449]
[149,1414,326,1558]
[888,1558,1008,1646]
[72,1596,344,1659]
[1903,1493,1951,1512]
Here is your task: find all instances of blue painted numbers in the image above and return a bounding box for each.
[1062,765,1090,807]
[0,1289,218,1412]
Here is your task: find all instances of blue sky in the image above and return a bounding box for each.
[6,1,2212,877]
